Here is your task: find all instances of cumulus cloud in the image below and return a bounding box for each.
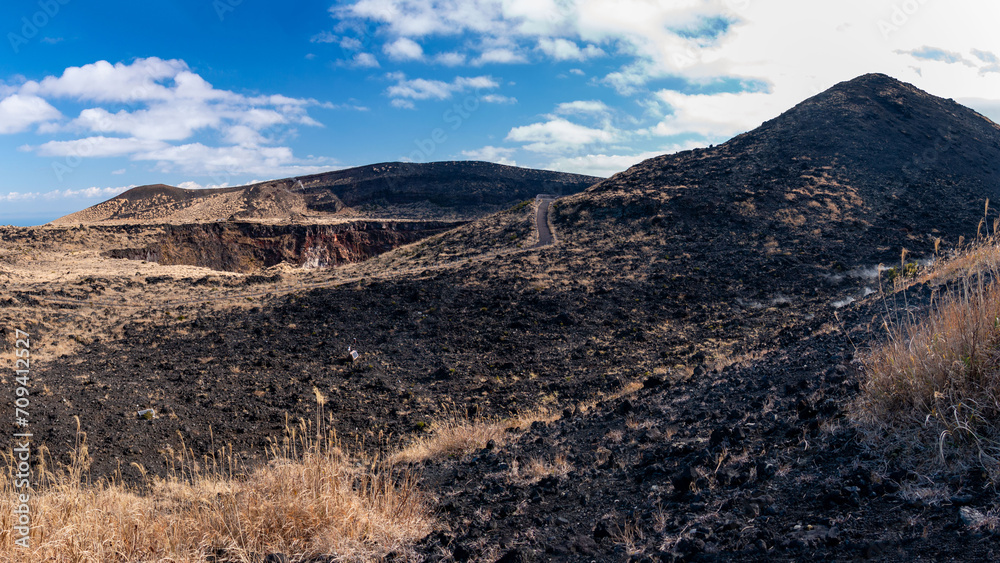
[7,58,340,179]
[341,0,505,37]
[460,145,517,166]
[385,37,425,60]
[645,89,786,138]
[386,73,500,104]
[348,53,381,68]
[133,143,334,177]
[481,93,517,104]
[435,52,467,66]
[337,0,719,75]
[0,185,134,202]
[45,186,135,199]
[176,180,240,190]
[903,47,974,67]
[546,141,704,177]
[537,38,604,61]
[555,100,610,115]
[473,48,526,65]
[506,118,616,154]
[22,58,195,103]
[311,31,339,43]
[0,94,61,134]
[30,136,169,158]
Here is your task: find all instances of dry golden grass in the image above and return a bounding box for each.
[389,409,557,466]
[856,256,1000,477]
[0,418,431,562]
[513,454,572,484]
[389,418,510,465]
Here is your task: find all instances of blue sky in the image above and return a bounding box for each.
[2,0,1000,225]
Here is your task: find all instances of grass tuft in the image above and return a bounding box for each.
[389,409,557,466]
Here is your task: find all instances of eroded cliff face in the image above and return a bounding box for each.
[104,221,463,273]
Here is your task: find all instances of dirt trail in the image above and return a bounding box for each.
[532,194,557,248]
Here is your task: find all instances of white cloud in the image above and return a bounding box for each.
[481,94,517,104]
[177,180,235,190]
[31,136,169,158]
[538,38,604,61]
[8,58,337,179]
[339,0,713,75]
[350,53,381,68]
[0,94,61,134]
[386,73,500,104]
[555,100,610,115]
[223,125,270,146]
[0,191,40,202]
[311,31,339,44]
[13,59,327,144]
[24,58,192,103]
[133,143,335,177]
[45,186,135,200]
[1,185,134,201]
[384,37,425,60]
[340,36,364,50]
[342,0,505,37]
[435,52,467,66]
[547,142,704,177]
[645,89,787,139]
[69,105,223,141]
[460,145,517,166]
[111,168,126,175]
[473,48,526,65]
[388,77,454,100]
[506,118,616,154]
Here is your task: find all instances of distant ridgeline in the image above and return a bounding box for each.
[53,161,604,225]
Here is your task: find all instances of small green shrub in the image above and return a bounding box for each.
[885,262,919,283]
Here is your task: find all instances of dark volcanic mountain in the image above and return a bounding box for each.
[553,73,1000,294]
[53,161,602,224]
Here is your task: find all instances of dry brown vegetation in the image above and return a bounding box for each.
[512,454,573,484]
[0,418,431,562]
[856,236,1000,479]
[0,408,573,561]
[389,418,511,466]
[388,409,557,466]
